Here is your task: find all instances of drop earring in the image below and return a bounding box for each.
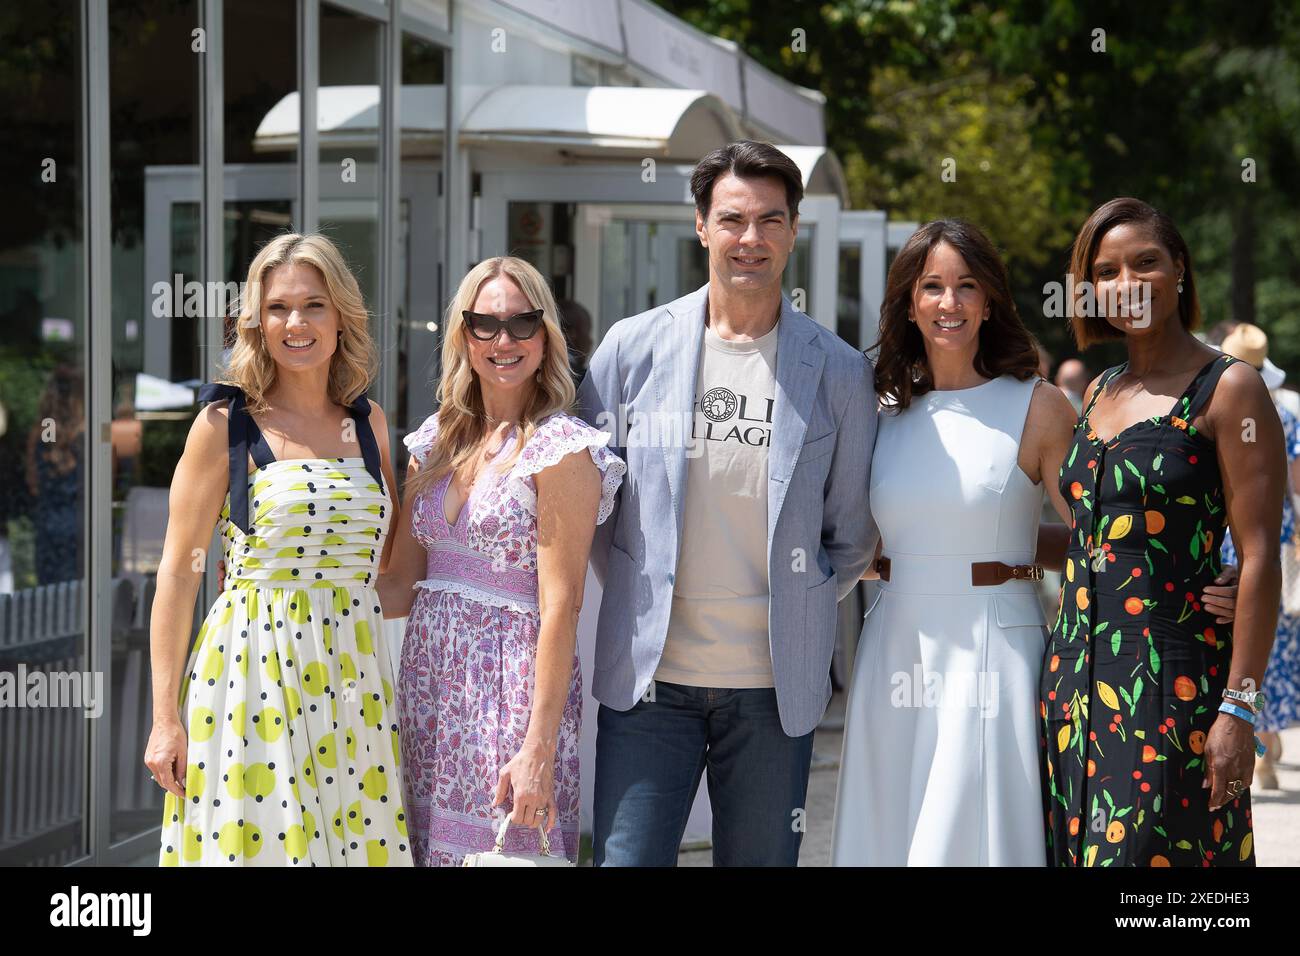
[1177,277,1184,294]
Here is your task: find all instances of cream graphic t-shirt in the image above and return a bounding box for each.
[655,320,778,688]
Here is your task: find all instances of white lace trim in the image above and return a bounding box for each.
[506,429,625,526]
[412,578,538,616]
[402,413,439,464]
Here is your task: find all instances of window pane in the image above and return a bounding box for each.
[837,243,862,349]
[225,0,297,169]
[396,35,445,468]
[319,5,382,310]
[106,0,205,847]
[0,0,86,867]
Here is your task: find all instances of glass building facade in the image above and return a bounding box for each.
[0,0,452,866]
[1,0,904,864]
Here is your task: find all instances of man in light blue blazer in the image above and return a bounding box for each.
[577,141,879,866]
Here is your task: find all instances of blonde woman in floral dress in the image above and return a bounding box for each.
[380,257,624,865]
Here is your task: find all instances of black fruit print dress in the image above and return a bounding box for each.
[1040,354,1255,867]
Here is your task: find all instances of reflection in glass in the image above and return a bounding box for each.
[107,0,203,846]
[396,35,446,473]
[225,0,297,168]
[837,243,862,349]
[0,0,86,866]
[319,5,382,309]
[592,211,811,345]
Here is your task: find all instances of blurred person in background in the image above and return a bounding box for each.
[1053,358,1089,414]
[1218,323,1300,790]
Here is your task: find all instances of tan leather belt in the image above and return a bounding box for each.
[875,557,1043,585]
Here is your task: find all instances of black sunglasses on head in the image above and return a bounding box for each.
[462,308,544,341]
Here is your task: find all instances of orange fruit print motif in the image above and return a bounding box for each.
[1037,356,1254,867]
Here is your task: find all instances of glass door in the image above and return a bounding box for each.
[573,201,833,347]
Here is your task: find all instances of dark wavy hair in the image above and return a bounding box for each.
[1067,197,1201,349]
[871,219,1039,410]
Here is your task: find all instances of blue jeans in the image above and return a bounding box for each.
[592,681,815,867]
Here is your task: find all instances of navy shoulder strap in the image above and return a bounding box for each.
[196,382,264,534]
[346,391,386,496]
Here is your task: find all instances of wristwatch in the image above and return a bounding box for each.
[1222,687,1266,711]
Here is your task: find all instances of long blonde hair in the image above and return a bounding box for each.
[406,256,576,501]
[217,233,377,413]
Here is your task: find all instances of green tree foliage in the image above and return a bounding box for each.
[657,0,1300,374]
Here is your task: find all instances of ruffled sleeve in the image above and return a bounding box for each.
[402,412,440,466]
[507,412,626,525]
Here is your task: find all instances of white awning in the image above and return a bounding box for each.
[775,145,849,204]
[254,85,745,161]
[460,85,744,159]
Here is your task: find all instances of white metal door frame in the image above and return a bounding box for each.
[479,164,841,335]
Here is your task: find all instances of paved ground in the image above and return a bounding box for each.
[679,692,1300,867]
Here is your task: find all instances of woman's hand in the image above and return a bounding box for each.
[493,740,559,831]
[1203,711,1256,811]
[1200,564,1238,624]
[144,716,188,799]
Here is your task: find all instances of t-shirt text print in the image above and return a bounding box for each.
[657,319,780,689]
[693,387,774,447]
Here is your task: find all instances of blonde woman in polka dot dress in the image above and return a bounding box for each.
[144,234,413,866]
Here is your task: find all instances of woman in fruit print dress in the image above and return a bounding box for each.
[1040,198,1285,867]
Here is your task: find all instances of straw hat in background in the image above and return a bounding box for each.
[1220,322,1286,390]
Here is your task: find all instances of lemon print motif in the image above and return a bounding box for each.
[361,765,388,800]
[186,763,207,803]
[254,706,285,743]
[288,592,311,624]
[281,824,309,863]
[190,706,217,743]
[224,763,246,799]
[299,755,316,789]
[301,661,329,697]
[361,692,383,729]
[315,733,338,769]
[243,762,276,802]
[182,825,203,862]
[201,647,223,685]
[157,431,411,867]
[354,621,373,655]
[346,801,365,836]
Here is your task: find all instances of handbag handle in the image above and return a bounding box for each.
[492,813,553,857]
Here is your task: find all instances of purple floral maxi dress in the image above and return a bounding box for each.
[397,411,624,865]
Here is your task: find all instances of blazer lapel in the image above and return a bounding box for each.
[768,298,826,547]
[652,285,708,548]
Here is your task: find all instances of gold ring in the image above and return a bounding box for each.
[1226,779,1245,796]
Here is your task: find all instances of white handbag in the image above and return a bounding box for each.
[461,815,574,868]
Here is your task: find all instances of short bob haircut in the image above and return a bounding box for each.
[690,140,804,222]
[872,219,1040,411]
[1067,197,1201,349]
